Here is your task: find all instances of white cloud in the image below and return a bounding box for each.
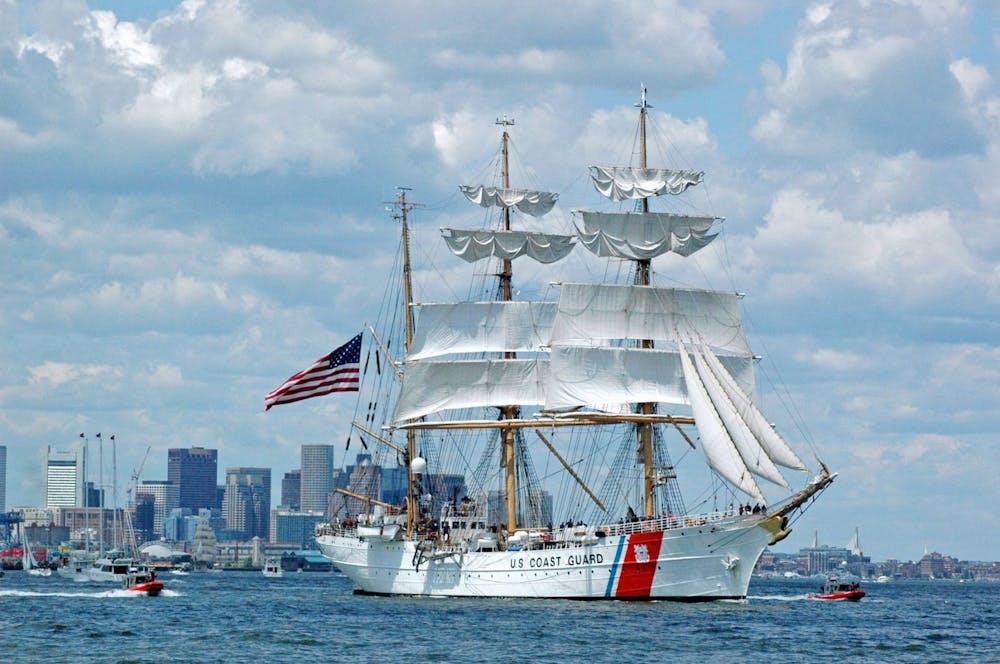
[950,57,993,102]
[28,361,122,387]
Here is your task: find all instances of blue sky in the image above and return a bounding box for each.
[1,0,998,561]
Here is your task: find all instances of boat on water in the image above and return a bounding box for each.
[22,545,51,577]
[122,569,163,597]
[262,558,283,578]
[810,578,865,601]
[310,87,835,600]
[87,557,155,584]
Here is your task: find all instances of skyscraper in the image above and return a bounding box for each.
[168,447,218,510]
[0,445,6,513]
[300,445,334,514]
[222,467,271,540]
[42,445,85,508]
[281,469,301,510]
[136,480,179,537]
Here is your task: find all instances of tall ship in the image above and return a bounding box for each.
[313,88,834,599]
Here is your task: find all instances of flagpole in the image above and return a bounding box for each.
[97,433,104,556]
[111,434,118,552]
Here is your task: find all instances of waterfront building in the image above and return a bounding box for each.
[42,445,85,508]
[281,469,301,510]
[300,445,334,514]
[486,488,551,528]
[222,467,271,541]
[0,444,6,513]
[269,508,325,548]
[168,447,219,511]
[136,480,179,538]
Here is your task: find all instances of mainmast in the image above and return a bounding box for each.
[636,86,656,517]
[387,187,422,537]
[497,116,519,533]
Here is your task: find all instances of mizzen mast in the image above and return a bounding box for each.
[636,86,657,517]
[386,187,423,537]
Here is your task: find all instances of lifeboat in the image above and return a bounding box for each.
[809,578,865,601]
[123,570,164,596]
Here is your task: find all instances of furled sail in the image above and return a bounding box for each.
[589,166,704,201]
[544,345,754,413]
[690,345,790,489]
[394,359,548,423]
[698,343,808,472]
[549,283,749,356]
[460,185,558,217]
[678,340,765,502]
[575,211,719,260]
[442,228,576,264]
[408,301,557,361]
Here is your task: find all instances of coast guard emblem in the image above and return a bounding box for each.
[633,543,650,563]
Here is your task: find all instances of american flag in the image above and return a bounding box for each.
[265,333,363,410]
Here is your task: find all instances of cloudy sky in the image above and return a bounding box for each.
[2,0,998,562]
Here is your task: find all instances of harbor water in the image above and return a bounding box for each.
[0,571,996,663]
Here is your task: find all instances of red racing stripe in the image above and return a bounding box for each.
[614,531,664,598]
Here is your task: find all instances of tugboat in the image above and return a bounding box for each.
[122,568,164,597]
[809,577,865,601]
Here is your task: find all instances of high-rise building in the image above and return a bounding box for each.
[136,480,179,538]
[168,447,218,510]
[222,467,271,541]
[281,470,301,510]
[300,445,334,514]
[0,445,6,513]
[42,446,85,508]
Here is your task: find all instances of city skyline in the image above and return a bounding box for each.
[1,1,998,561]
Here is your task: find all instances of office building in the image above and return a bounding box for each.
[42,445,85,508]
[270,508,325,548]
[281,470,301,510]
[222,467,271,541]
[300,445,334,514]
[136,480,179,538]
[168,447,218,510]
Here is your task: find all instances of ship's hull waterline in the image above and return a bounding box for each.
[317,516,780,600]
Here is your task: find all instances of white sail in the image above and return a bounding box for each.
[460,185,558,217]
[678,341,764,501]
[589,166,704,201]
[394,359,548,423]
[575,211,719,260]
[408,301,557,361]
[545,346,686,412]
[544,345,754,413]
[549,283,749,356]
[691,345,790,489]
[699,343,808,472]
[442,228,576,264]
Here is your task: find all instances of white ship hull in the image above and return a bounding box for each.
[317,516,779,600]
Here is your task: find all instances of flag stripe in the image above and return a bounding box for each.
[265,333,363,410]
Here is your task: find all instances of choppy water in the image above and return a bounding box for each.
[0,571,996,663]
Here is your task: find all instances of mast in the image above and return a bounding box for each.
[388,187,422,537]
[636,85,656,517]
[497,116,518,533]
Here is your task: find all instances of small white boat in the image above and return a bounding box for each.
[262,558,283,578]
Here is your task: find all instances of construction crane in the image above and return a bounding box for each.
[123,445,151,554]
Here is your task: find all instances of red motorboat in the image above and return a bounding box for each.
[809,578,865,601]
[123,570,164,597]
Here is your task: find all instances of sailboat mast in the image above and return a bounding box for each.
[637,85,656,517]
[497,116,518,532]
[394,187,421,537]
